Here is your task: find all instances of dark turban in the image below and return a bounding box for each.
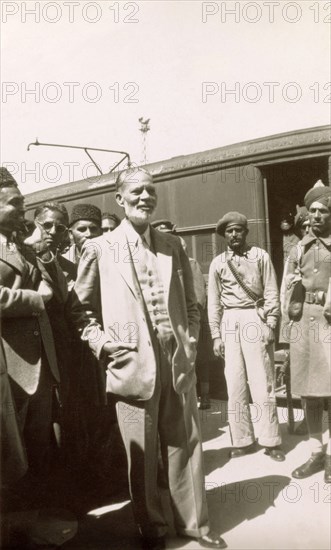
[69,204,102,227]
[216,212,248,236]
[304,181,331,209]
[294,205,308,229]
[0,167,18,188]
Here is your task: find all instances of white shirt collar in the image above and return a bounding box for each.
[123,219,151,248]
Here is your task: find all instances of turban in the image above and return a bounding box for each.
[0,167,18,188]
[151,219,176,234]
[294,205,308,229]
[69,204,102,227]
[216,212,248,236]
[304,180,331,209]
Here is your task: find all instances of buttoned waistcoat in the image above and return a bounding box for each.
[70,222,200,400]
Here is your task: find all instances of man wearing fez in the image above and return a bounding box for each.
[63,203,102,265]
[62,203,113,479]
[71,167,226,549]
[0,168,66,483]
[208,212,285,461]
[282,182,331,482]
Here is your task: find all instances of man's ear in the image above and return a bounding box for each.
[68,228,74,244]
[115,191,124,208]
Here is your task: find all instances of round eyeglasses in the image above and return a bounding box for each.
[38,221,67,234]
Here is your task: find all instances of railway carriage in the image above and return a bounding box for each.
[25,125,331,400]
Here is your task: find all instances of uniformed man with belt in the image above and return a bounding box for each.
[208,211,285,461]
[282,182,331,482]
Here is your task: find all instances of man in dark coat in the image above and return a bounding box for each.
[0,168,66,481]
[62,204,118,485]
[282,181,331,482]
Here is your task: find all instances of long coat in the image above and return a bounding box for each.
[281,231,331,397]
[0,338,28,483]
[70,221,200,401]
[0,242,61,395]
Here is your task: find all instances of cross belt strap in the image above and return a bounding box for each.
[226,259,264,307]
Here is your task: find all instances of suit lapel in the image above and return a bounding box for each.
[106,223,173,300]
[105,224,140,299]
[0,241,26,274]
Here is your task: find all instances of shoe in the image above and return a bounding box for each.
[292,453,325,479]
[199,395,211,410]
[229,443,256,459]
[324,455,331,484]
[264,446,286,462]
[197,532,227,549]
[141,535,165,550]
[294,419,308,436]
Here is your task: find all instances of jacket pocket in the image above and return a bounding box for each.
[107,348,132,370]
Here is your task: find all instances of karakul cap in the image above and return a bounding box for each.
[69,204,102,227]
[216,211,248,236]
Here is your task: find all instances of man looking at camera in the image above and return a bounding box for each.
[208,211,284,462]
[71,167,226,550]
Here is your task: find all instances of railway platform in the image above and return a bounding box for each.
[56,401,330,550]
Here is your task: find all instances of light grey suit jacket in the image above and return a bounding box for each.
[71,221,200,401]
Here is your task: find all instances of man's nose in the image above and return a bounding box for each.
[49,225,57,235]
[140,189,151,200]
[85,228,92,237]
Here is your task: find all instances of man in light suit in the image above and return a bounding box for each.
[71,167,226,549]
[0,168,66,481]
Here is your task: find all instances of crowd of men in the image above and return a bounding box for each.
[1,165,330,550]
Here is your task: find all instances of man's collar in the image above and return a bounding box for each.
[123,218,151,247]
[301,230,331,247]
[227,245,250,257]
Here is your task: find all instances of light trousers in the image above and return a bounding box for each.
[222,308,281,448]
[116,332,209,539]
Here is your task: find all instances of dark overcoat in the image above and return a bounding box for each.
[0,242,60,394]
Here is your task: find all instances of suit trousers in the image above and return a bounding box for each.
[116,331,209,539]
[10,350,56,476]
[222,309,281,448]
